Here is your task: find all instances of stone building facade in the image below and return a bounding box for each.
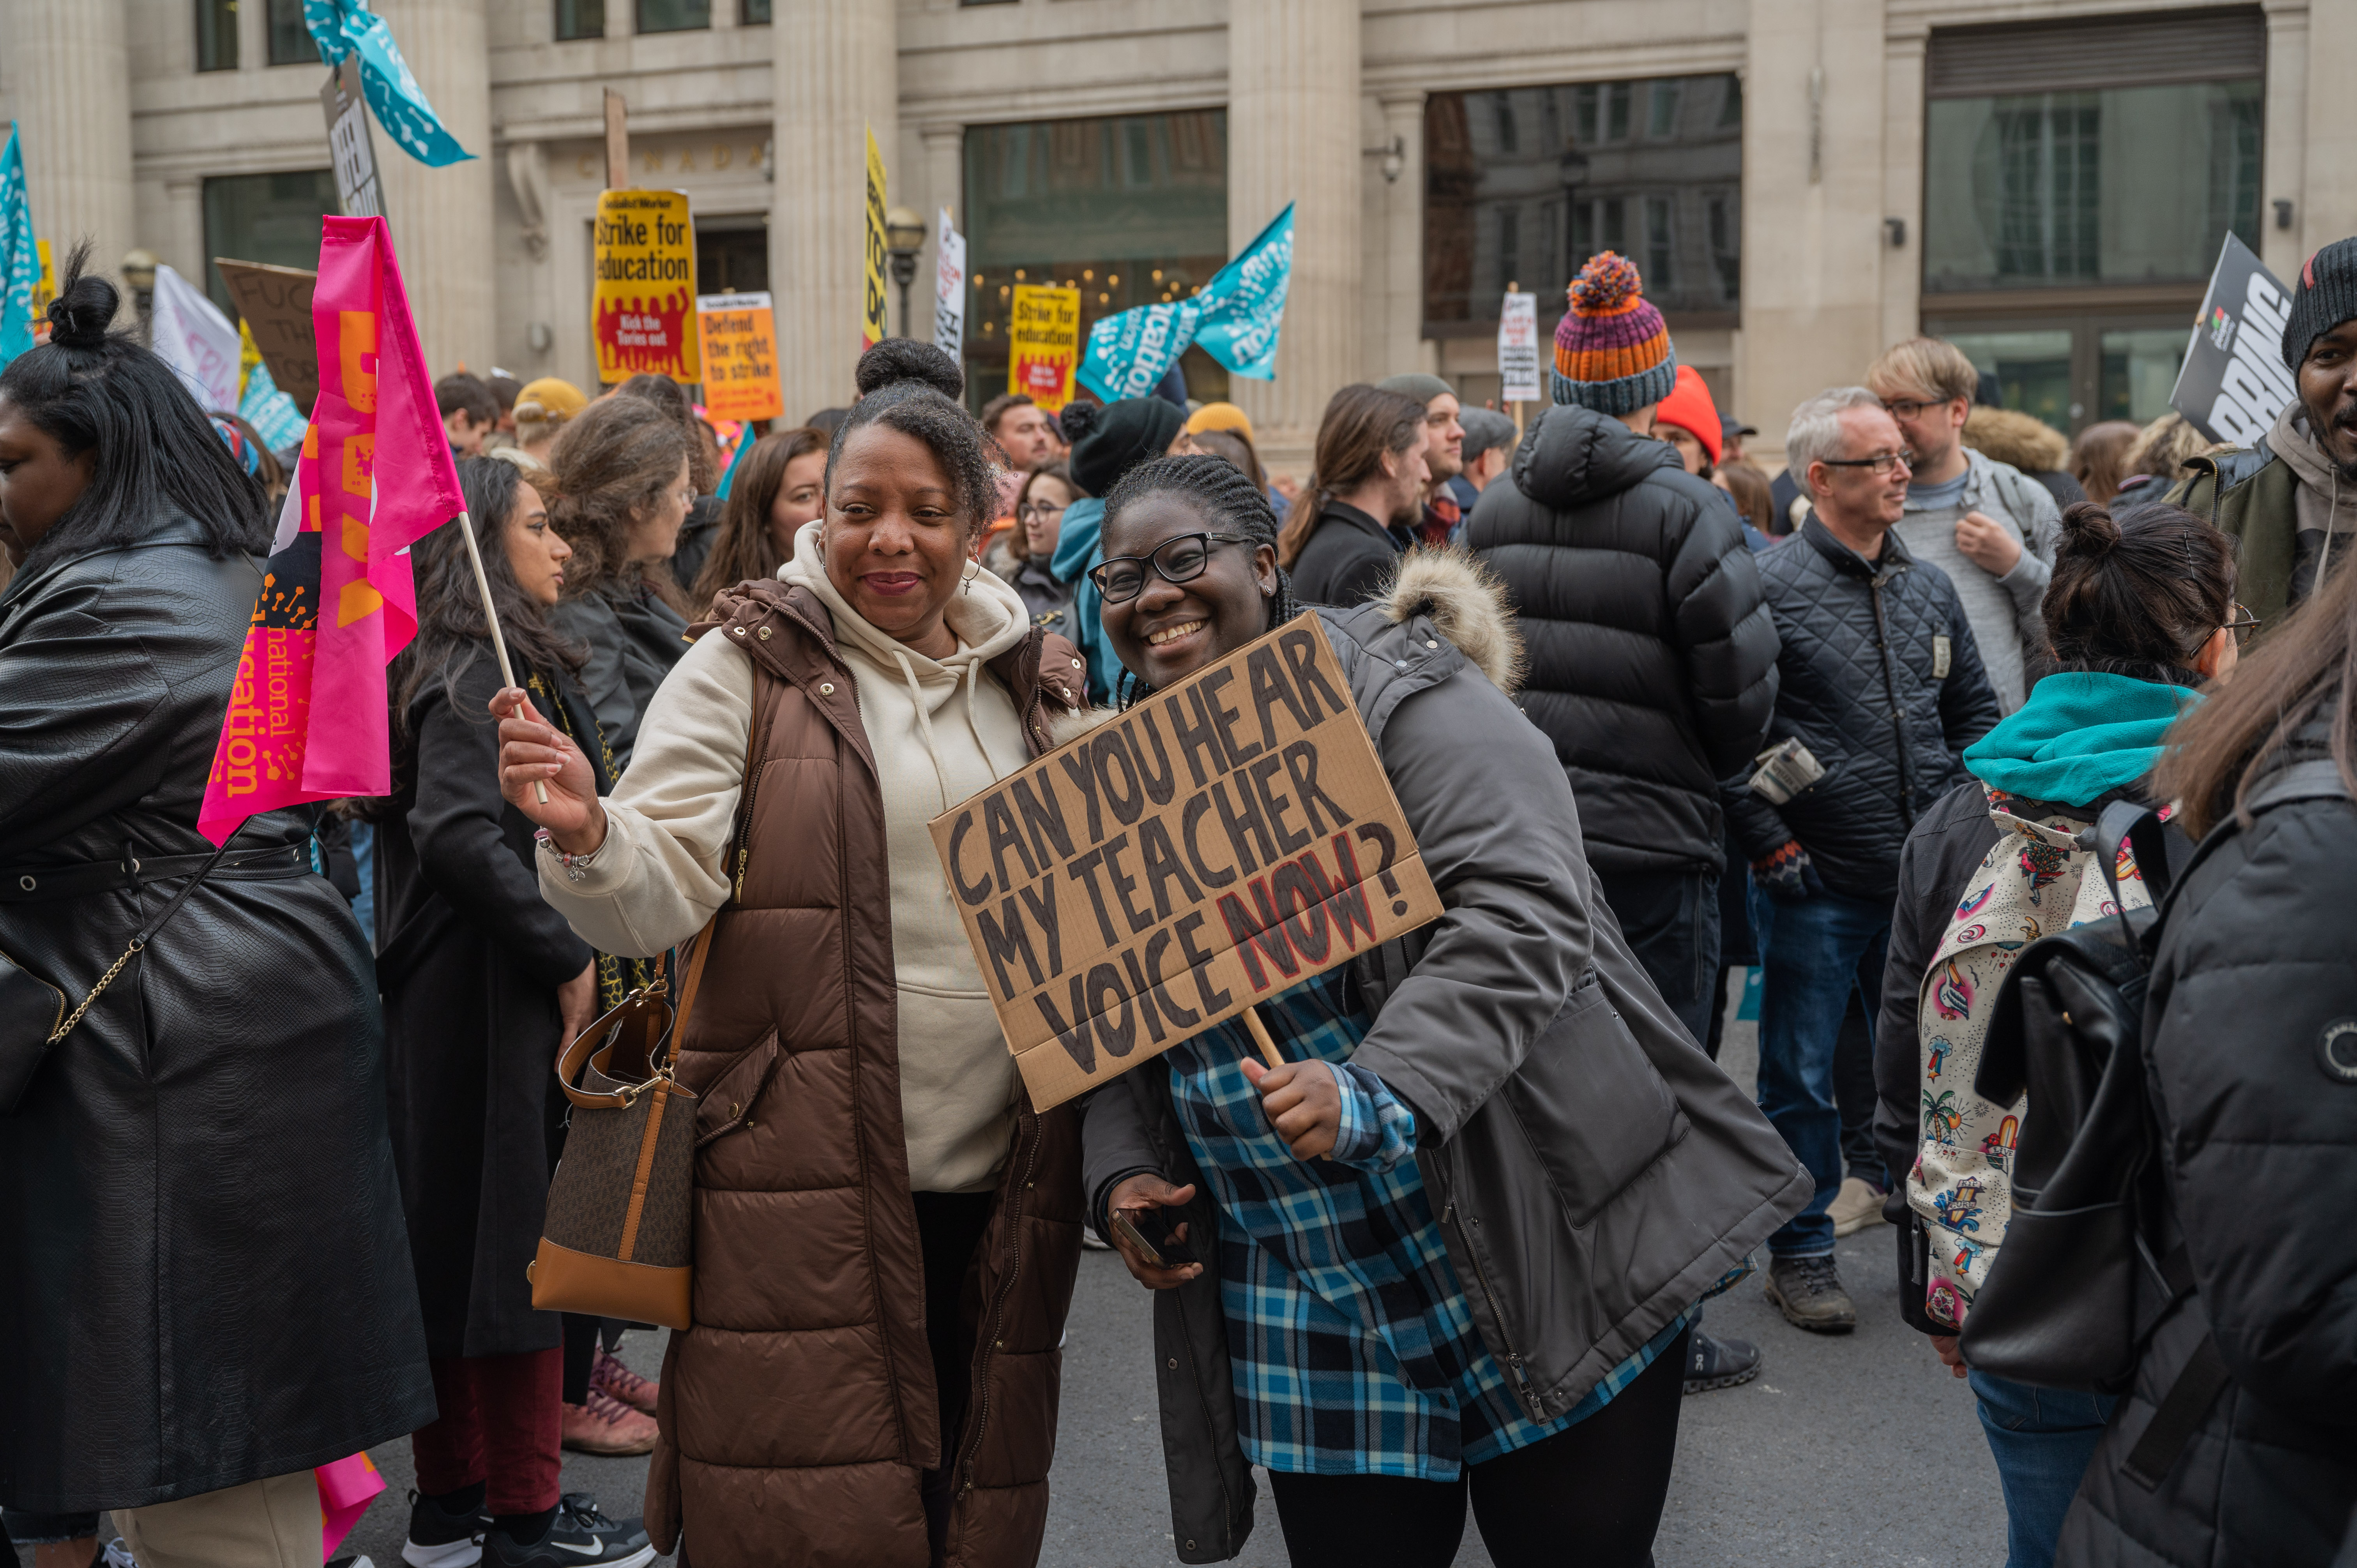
[1,0,2347,467]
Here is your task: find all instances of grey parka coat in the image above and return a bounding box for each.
[1080,551,1810,1562]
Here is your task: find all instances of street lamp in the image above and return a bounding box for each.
[120,247,159,344]
[885,206,926,339]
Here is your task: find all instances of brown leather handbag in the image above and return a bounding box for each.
[528,930,715,1330]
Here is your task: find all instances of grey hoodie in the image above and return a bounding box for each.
[1894,447,2061,714]
[1080,550,1809,1562]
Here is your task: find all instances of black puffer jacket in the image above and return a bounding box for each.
[2058,758,2357,1567]
[1722,518,2002,902]
[1468,403,1779,875]
[0,515,433,1511]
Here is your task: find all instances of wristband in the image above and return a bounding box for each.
[535,827,602,881]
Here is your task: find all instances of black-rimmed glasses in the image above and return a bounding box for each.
[1089,532,1256,603]
[1018,498,1067,523]
[1820,450,1914,475]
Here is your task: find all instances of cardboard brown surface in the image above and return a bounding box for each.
[929,613,1442,1110]
[214,259,318,411]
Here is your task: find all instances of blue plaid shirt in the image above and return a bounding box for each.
[1165,968,1688,1480]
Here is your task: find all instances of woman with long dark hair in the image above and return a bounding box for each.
[373,458,657,1568]
[1277,385,1432,607]
[1083,456,1806,1568]
[687,427,829,607]
[0,256,432,1564]
[546,396,698,772]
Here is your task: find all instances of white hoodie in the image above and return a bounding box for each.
[541,521,1036,1193]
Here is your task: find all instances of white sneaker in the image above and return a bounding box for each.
[103,1542,140,1568]
[1829,1175,1889,1237]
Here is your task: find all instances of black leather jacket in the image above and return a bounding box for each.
[0,516,433,1511]
[1723,518,2002,903]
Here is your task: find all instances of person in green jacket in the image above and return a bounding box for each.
[2173,235,2357,631]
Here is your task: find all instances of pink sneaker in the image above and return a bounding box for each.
[561,1389,657,1456]
[590,1347,659,1415]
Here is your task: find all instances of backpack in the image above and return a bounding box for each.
[1903,788,2162,1338]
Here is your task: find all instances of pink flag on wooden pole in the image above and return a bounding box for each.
[198,215,464,843]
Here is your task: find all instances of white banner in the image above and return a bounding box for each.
[1498,291,1541,403]
[933,207,966,361]
[150,263,244,415]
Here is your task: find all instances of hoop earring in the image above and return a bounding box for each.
[962,560,979,596]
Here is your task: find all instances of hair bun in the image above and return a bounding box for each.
[854,338,963,402]
[47,272,120,350]
[1057,400,1101,443]
[2058,499,2121,559]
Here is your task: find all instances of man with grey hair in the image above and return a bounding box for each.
[1723,388,2000,1335]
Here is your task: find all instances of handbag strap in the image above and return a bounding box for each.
[46,833,240,1045]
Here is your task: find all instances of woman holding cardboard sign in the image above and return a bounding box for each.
[493,370,1088,1568]
[1080,455,1811,1568]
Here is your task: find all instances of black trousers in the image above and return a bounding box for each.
[1267,1326,1691,1568]
[1594,866,1721,1046]
[913,1190,995,1559]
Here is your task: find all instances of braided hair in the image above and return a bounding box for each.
[1100,454,1307,708]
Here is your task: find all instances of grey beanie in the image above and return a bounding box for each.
[1459,408,1518,462]
[1376,373,1456,408]
[2284,237,2357,370]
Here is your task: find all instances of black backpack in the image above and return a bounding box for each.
[1960,762,2350,1485]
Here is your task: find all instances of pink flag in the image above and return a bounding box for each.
[199,216,465,843]
[315,1451,387,1557]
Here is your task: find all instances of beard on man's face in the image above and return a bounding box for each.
[2305,386,2357,482]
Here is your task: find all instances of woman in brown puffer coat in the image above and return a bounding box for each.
[492,370,1088,1568]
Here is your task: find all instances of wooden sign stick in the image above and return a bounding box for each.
[453,509,548,804]
[1242,1006,1284,1070]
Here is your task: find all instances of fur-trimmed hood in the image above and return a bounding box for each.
[1044,547,1523,749]
[1963,406,2070,475]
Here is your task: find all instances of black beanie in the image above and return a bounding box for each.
[1067,397,1186,498]
[2283,237,2357,370]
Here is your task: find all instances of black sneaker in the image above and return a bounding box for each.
[482,1495,654,1568]
[402,1490,488,1568]
[1764,1253,1858,1333]
[1682,1328,1762,1393]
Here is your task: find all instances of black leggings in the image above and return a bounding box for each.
[1267,1326,1690,1568]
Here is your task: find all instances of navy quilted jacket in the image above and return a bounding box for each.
[1722,517,2002,902]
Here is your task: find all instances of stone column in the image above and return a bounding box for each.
[773,0,898,418]
[916,120,964,359]
[1375,90,1427,383]
[371,0,496,378]
[1227,0,1361,470]
[1736,0,1888,466]
[1878,26,1929,356]
[7,0,135,318]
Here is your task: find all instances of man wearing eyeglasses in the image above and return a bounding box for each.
[1866,338,2062,714]
[1724,388,2002,1339]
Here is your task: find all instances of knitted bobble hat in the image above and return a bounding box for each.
[1550,251,1678,415]
[2283,237,2357,371]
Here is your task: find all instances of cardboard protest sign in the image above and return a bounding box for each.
[1008,283,1081,413]
[594,189,700,383]
[216,258,320,411]
[2170,233,2296,447]
[861,127,889,352]
[1498,291,1541,403]
[929,613,1444,1111]
[695,291,783,423]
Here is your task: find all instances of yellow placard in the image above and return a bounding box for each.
[695,291,784,424]
[1007,284,1081,414]
[30,238,53,343]
[861,126,889,352]
[593,188,700,383]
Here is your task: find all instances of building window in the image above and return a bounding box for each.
[961,110,1228,411]
[696,218,768,296]
[196,0,237,71]
[267,0,318,64]
[637,0,710,31]
[1922,7,2265,432]
[201,170,340,321]
[1425,73,1740,336]
[741,0,770,19]
[555,0,605,40]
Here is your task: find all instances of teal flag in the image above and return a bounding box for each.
[0,128,39,371]
[1078,203,1294,402]
[240,358,311,453]
[304,0,474,167]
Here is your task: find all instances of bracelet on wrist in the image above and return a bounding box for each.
[535,827,602,881]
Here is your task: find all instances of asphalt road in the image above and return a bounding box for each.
[29,991,2004,1568]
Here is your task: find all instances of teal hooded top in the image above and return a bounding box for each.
[1961,670,2199,808]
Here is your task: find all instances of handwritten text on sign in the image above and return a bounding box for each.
[929,614,1443,1110]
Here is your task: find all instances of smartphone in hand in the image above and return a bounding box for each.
[1108,1208,1189,1269]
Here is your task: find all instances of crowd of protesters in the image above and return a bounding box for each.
[2,227,2355,1568]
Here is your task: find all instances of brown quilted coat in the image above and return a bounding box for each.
[647,579,1087,1568]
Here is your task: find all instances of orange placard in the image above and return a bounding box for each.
[696,291,783,424]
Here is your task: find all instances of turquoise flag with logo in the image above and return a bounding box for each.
[0,127,40,371]
[1079,203,1294,401]
[240,358,311,453]
[304,0,474,167]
